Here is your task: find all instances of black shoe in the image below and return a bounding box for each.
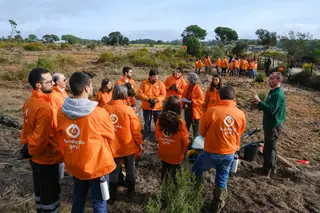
[126,181,135,198]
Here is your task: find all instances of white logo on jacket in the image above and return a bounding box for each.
[66,124,80,138]
[110,114,119,124]
[224,115,235,127]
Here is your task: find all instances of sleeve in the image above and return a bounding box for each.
[192,86,204,106]
[164,77,171,91]
[51,97,60,130]
[138,82,149,101]
[21,104,28,145]
[130,112,143,146]
[237,113,247,148]
[94,92,101,102]
[177,79,187,95]
[204,87,210,109]
[28,107,54,157]
[132,81,137,93]
[100,111,115,142]
[56,109,65,154]
[258,93,283,116]
[180,120,189,154]
[155,120,161,141]
[200,111,209,137]
[155,82,166,103]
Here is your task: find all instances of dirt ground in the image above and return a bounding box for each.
[0,49,319,213]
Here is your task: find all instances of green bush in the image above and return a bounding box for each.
[302,63,315,72]
[23,43,45,51]
[127,48,159,67]
[60,43,72,50]
[145,166,204,213]
[98,51,125,63]
[258,91,268,102]
[2,63,33,81]
[47,43,58,50]
[87,43,96,50]
[289,71,320,91]
[255,72,266,83]
[0,42,19,50]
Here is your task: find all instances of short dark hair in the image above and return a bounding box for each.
[100,78,111,93]
[149,69,158,76]
[28,68,50,89]
[125,83,135,97]
[122,66,132,75]
[219,86,235,100]
[69,72,92,96]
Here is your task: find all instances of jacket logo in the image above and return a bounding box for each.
[66,124,80,138]
[110,114,119,124]
[162,130,172,138]
[224,116,235,127]
[25,108,29,116]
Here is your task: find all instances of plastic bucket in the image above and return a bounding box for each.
[244,143,259,161]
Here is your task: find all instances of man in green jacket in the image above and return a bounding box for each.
[252,72,286,177]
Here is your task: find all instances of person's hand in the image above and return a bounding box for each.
[173,84,178,92]
[148,99,156,108]
[169,84,175,90]
[252,93,261,105]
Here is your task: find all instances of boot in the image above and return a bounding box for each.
[107,183,118,204]
[126,181,135,198]
[212,186,228,213]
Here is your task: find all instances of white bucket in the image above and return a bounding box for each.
[191,136,205,149]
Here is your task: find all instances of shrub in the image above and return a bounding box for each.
[98,51,125,63]
[60,43,72,50]
[2,62,33,81]
[47,43,58,50]
[258,91,268,102]
[23,43,45,51]
[255,72,266,83]
[87,43,96,50]
[302,63,315,72]
[0,42,19,50]
[289,71,320,91]
[127,49,158,67]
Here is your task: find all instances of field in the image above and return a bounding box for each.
[0,47,319,213]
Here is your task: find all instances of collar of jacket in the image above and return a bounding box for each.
[121,76,131,83]
[110,100,127,105]
[31,89,51,102]
[217,100,237,107]
[53,86,65,94]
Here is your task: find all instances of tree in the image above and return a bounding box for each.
[122,37,130,45]
[301,40,320,74]
[181,25,207,40]
[101,36,110,45]
[28,34,38,42]
[8,20,18,38]
[61,34,80,44]
[156,40,164,44]
[42,34,60,43]
[186,36,203,58]
[214,27,238,44]
[255,29,277,52]
[108,31,123,45]
[232,41,249,56]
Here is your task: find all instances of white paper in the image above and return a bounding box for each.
[181,98,192,103]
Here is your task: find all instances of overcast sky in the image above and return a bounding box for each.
[0,0,319,41]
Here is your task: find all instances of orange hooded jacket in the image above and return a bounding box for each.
[204,86,220,109]
[104,100,143,158]
[164,75,187,100]
[200,100,246,154]
[21,90,63,165]
[182,84,204,119]
[155,118,189,165]
[51,86,68,128]
[115,76,137,92]
[240,59,248,70]
[138,79,166,111]
[95,90,113,107]
[57,103,116,180]
[221,58,229,69]
[216,58,221,67]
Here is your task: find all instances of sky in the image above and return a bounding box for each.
[0,0,319,41]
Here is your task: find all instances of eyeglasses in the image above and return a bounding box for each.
[63,78,68,82]
[40,80,53,85]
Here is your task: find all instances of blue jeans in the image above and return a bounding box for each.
[72,175,109,213]
[110,154,135,184]
[143,110,161,140]
[192,151,234,189]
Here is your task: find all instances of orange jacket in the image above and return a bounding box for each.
[253,61,258,70]
[221,59,229,68]
[21,90,63,165]
[229,61,235,70]
[57,106,116,180]
[204,58,212,67]
[115,76,137,92]
[197,60,203,69]
[200,100,246,154]
[104,100,143,158]
[240,59,248,70]
[182,84,204,119]
[204,86,220,109]
[138,79,166,111]
[235,60,240,68]
[216,58,221,67]
[164,75,187,99]
[249,61,255,70]
[155,118,189,164]
[51,86,68,129]
[95,91,113,107]
[244,60,249,70]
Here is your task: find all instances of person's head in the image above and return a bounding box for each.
[125,82,135,97]
[219,86,235,100]
[28,68,53,94]
[187,72,198,85]
[210,74,222,91]
[100,78,112,93]
[52,73,68,90]
[158,96,181,136]
[269,72,283,89]
[122,66,133,78]
[173,67,182,79]
[217,56,220,59]
[112,84,128,100]
[149,69,159,84]
[69,71,93,98]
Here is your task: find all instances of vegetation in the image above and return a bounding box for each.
[214,27,238,44]
[255,72,266,83]
[289,71,320,91]
[23,43,46,51]
[255,29,277,53]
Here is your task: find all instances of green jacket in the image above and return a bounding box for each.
[258,87,286,129]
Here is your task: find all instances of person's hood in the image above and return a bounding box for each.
[62,97,98,120]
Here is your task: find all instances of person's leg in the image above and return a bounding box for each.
[153,110,162,126]
[169,164,181,184]
[72,177,89,213]
[184,105,192,131]
[192,151,217,178]
[143,110,152,140]
[90,176,108,213]
[30,160,42,213]
[109,157,121,201]
[39,163,60,213]
[192,119,200,139]
[161,161,170,181]
[123,154,135,196]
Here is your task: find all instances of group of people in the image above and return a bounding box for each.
[21,64,286,213]
[195,56,259,78]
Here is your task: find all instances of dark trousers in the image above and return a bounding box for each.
[161,161,181,182]
[221,68,227,76]
[72,175,109,213]
[263,125,283,171]
[184,103,200,140]
[30,160,60,213]
[143,110,162,140]
[110,154,135,184]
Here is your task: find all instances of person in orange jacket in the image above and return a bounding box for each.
[221,56,229,76]
[204,55,213,74]
[104,84,143,201]
[155,96,189,182]
[138,69,166,141]
[234,58,240,76]
[216,56,222,76]
[181,72,204,140]
[95,78,113,107]
[56,72,116,213]
[115,66,137,107]
[194,58,203,73]
[240,57,248,76]
[21,68,63,213]
[204,75,222,111]
[51,73,68,128]
[192,86,246,213]
[164,67,187,100]
[248,59,255,78]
